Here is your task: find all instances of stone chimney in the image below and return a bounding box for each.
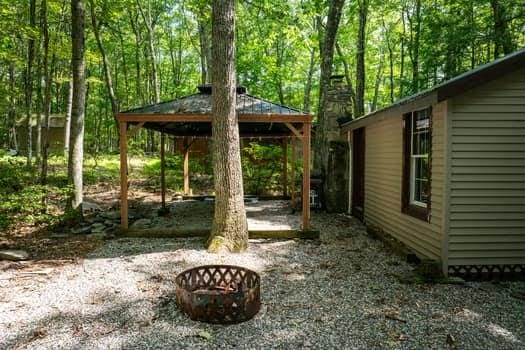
[324,74,352,213]
[325,75,353,142]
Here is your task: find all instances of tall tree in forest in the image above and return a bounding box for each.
[314,0,345,173]
[40,0,52,186]
[490,0,514,58]
[355,0,369,117]
[89,0,119,117]
[25,0,37,168]
[407,0,421,94]
[68,0,86,212]
[207,0,248,253]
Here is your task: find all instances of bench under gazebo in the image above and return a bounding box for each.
[116,85,314,236]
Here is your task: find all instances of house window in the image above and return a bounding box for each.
[402,108,431,221]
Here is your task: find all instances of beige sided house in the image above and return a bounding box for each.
[340,49,525,278]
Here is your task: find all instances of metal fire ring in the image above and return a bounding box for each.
[175,265,261,324]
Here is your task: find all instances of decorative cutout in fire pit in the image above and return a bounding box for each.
[175,265,261,324]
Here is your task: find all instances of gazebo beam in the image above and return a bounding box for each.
[183,137,190,195]
[160,132,166,209]
[116,113,312,123]
[284,122,303,138]
[282,138,288,197]
[119,121,128,229]
[291,137,296,205]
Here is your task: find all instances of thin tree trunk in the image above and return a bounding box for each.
[207,0,248,253]
[64,76,73,158]
[130,14,142,104]
[335,41,357,111]
[35,55,42,165]
[400,5,406,98]
[355,0,368,117]
[68,0,86,213]
[490,0,514,58]
[9,62,18,152]
[89,0,119,116]
[382,17,395,104]
[303,47,315,112]
[137,0,160,103]
[371,50,384,112]
[314,0,345,173]
[198,13,211,85]
[168,29,182,87]
[118,32,130,107]
[26,0,37,168]
[41,0,52,188]
[408,0,421,94]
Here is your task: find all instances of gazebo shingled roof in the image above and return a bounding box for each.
[119,85,310,137]
[115,85,313,232]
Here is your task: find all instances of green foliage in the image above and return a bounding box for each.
[0,155,72,230]
[242,142,284,195]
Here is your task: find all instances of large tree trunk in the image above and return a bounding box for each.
[25,0,37,168]
[355,0,368,117]
[490,0,513,58]
[207,0,248,253]
[67,0,86,213]
[314,0,345,172]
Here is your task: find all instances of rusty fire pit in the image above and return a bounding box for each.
[175,265,261,324]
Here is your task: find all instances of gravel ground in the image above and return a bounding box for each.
[1,213,524,349]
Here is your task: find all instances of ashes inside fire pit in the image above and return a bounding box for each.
[175,265,261,324]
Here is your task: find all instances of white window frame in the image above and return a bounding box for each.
[409,109,430,208]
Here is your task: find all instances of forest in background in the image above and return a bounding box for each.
[1,0,524,156]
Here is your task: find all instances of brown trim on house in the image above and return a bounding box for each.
[401,108,432,222]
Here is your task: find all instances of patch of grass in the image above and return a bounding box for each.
[0,155,72,230]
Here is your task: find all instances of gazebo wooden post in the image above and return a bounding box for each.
[119,121,128,229]
[282,138,288,196]
[291,137,296,204]
[183,137,190,195]
[160,132,166,209]
[302,123,311,230]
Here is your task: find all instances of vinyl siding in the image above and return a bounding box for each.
[447,67,525,266]
[362,101,446,260]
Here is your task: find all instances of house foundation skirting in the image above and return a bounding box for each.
[448,265,525,281]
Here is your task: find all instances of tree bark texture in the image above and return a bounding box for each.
[68,0,86,212]
[207,0,248,253]
[314,0,345,174]
[355,0,368,117]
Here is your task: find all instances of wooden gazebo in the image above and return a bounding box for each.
[116,85,313,231]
